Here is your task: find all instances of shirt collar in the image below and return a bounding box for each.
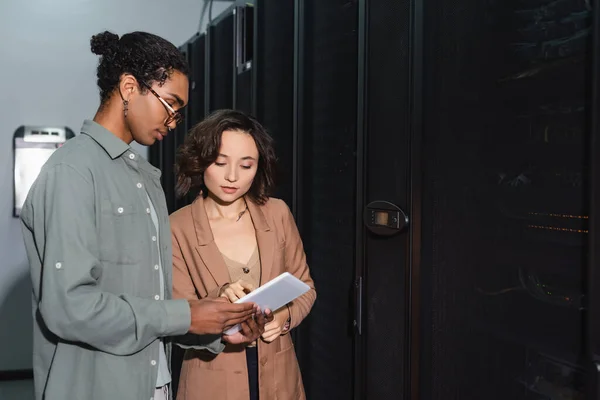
[80,119,162,178]
[80,119,130,160]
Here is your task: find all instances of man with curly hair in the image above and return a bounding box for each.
[19,31,271,400]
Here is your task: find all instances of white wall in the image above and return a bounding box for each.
[0,0,233,371]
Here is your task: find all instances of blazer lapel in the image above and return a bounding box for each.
[247,200,276,284]
[191,196,231,287]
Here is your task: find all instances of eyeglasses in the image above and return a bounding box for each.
[140,81,184,127]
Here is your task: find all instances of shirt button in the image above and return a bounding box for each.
[154,295,160,300]
[152,236,157,242]
[55,262,62,269]
[151,360,157,366]
[154,265,159,270]
[137,183,143,189]
[146,208,151,214]
[117,207,124,214]
[129,154,135,160]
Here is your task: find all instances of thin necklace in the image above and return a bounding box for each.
[236,200,249,222]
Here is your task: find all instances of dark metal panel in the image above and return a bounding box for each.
[251,1,258,118]
[254,0,294,205]
[232,7,239,110]
[209,12,235,111]
[235,69,253,115]
[408,0,424,397]
[419,0,591,397]
[363,0,412,399]
[205,26,212,116]
[587,0,600,398]
[293,1,359,400]
[234,5,254,114]
[355,0,368,398]
[293,0,305,220]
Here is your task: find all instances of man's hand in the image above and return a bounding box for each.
[188,297,255,335]
[261,306,290,343]
[223,308,274,345]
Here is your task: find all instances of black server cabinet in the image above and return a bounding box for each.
[356,0,600,399]
[253,0,295,206]
[208,10,235,112]
[234,4,254,115]
[207,4,254,115]
[409,0,598,398]
[588,0,600,397]
[586,2,600,399]
[359,0,413,398]
[292,1,359,399]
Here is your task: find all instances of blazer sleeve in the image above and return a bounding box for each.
[279,200,316,331]
[171,227,225,354]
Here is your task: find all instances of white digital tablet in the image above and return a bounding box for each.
[223,272,310,335]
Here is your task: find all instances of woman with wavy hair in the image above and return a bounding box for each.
[170,109,316,400]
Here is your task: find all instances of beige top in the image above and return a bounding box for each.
[222,246,261,289]
[222,247,261,347]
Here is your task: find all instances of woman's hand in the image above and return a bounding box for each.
[261,306,291,343]
[219,279,255,303]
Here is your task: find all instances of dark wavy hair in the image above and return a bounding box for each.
[90,31,189,104]
[175,109,277,205]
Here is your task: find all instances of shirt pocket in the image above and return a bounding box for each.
[98,200,144,265]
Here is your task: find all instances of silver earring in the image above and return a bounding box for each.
[123,100,129,117]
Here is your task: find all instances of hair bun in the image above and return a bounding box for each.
[90,31,119,57]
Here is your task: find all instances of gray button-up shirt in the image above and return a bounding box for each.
[20,120,222,400]
[145,192,171,388]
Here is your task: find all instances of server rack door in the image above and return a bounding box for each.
[254,0,295,205]
[361,0,413,398]
[293,1,359,399]
[416,0,593,398]
[587,1,600,398]
[209,12,235,112]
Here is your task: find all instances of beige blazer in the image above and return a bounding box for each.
[170,196,316,400]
